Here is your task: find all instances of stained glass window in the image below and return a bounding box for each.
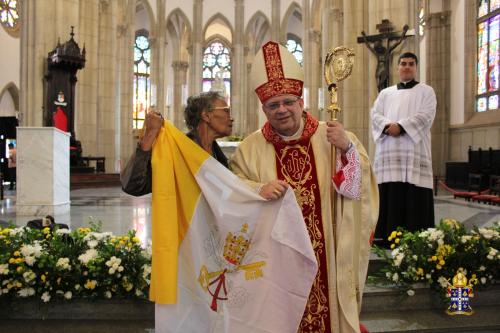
[133,31,151,129]
[286,36,303,66]
[477,2,499,111]
[202,41,231,102]
[0,0,19,34]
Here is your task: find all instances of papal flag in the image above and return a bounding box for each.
[150,121,318,333]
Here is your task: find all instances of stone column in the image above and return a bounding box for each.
[271,0,280,42]
[246,62,260,131]
[463,0,476,122]
[341,0,371,147]
[172,61,189,129]
[321,0,342,122]
[426,11,451,177]
[189,0,203,95]
[95,0,119,173]
[151,0,167,116]
[308,29,321,119]
[302,0,312,113]
[232,0,246,136]
[117,1,136,170]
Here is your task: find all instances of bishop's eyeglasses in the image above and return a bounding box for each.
[263,98,300,111]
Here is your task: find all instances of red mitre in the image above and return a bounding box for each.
[251,41,304,104]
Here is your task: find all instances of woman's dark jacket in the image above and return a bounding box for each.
[121,132,228,196]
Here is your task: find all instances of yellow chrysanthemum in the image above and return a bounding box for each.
[84,279,97,290]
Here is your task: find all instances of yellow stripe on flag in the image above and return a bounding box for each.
[149,121,210,304]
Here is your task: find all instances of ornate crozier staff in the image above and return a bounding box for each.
[323,46,355,245]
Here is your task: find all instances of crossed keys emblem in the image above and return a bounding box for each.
[197,223,266,312]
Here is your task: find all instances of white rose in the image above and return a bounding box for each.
[24,256,36,266]
[87,240,98,248]
[105,291,112,299]
[64,291,72,300]
[481,277,487,284]
[392,273,399,282]
[41,292,51,302]
[406,289,415,296]
[0,264,9,275]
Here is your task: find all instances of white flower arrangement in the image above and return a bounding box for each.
[0,220,151,303]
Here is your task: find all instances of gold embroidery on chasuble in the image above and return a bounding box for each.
[262,113,331,332]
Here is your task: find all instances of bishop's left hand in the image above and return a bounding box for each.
[326,121,350,152]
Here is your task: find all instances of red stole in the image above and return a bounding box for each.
[262,113,331,333]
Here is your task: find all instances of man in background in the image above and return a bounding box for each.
[8,143,16,190]
[371,52,436,247]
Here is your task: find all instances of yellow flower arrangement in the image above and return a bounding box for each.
[372,219,499,296]
[0,219,151,302]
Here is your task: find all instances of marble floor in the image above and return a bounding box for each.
[1,186,499,247]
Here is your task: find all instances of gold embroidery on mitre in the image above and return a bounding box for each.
[262,42,284,80]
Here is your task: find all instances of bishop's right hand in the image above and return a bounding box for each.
[259,180,289,200]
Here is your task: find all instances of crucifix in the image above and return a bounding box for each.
[357,19,413,92]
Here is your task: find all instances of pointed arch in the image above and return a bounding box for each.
[0,82,20,115]
[166,8,192,61]
[135,0,155,33]
[245,11,271,55]
[281,2,302,44]
[203,13,234,44]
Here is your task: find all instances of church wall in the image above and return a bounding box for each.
[0,27,20,94]
[245,2,271,28]
[12,0,496,172]
[202,0,235,28]
[166,0,193,23]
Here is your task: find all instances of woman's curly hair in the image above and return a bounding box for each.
[184,91,225,131]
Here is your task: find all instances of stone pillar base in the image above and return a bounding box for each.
[16,202,71,216]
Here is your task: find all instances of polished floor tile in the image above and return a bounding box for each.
[1,186,499,248]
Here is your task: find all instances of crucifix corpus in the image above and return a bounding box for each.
[357,19,414,92]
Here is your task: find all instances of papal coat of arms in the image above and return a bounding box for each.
[197,223,266,312]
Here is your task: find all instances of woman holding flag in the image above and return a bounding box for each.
[121,91,233,195]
